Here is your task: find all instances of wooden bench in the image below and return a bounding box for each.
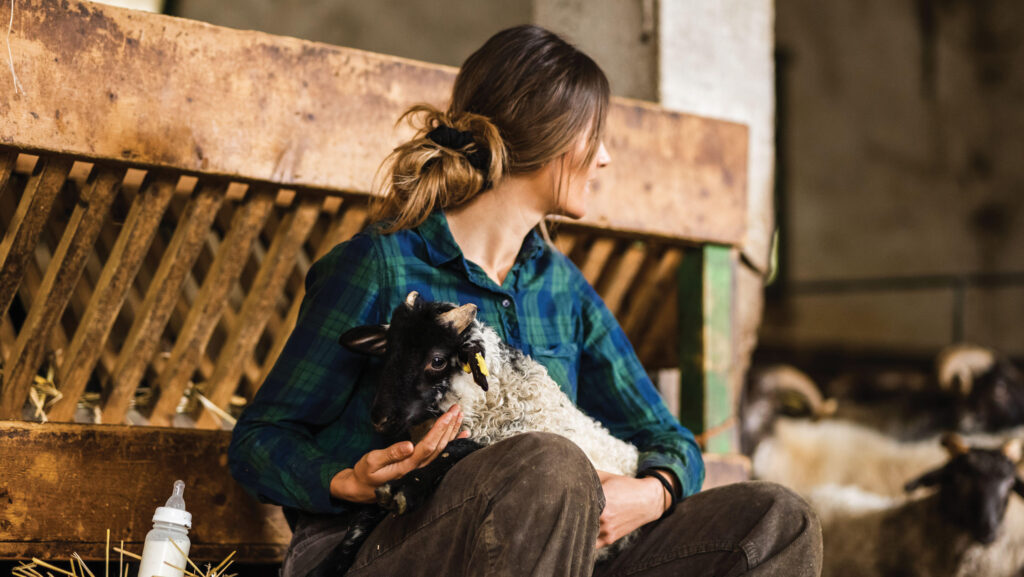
[0,0,749,563]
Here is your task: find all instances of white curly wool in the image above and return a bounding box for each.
[440,322,639,477]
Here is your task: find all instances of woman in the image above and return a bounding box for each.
[229,25,821,577]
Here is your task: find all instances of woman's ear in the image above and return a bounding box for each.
[339,324,389,356]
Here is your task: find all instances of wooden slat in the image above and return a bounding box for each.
[622,249,684,336]
[0,421,290,562]
[195,198,320,428]
[0,157,74,321]
[48,173,178,422]
[0,166,124,419]
[0,1,746,245]
[147,190,276,426]
[599,241,647,315]
[101,183,227,424]
[579,238,617,286]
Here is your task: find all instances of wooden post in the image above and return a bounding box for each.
[677,244,736,454]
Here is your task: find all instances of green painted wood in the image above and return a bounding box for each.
[677,244,736,454]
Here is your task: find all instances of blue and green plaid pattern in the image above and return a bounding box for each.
[229,209,705,514]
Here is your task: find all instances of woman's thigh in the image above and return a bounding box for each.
[347,432,604,577]
[594,481,822,577]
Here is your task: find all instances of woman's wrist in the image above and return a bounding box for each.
[330,468,375,503]
[637,469,679,518]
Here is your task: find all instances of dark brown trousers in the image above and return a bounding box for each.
[282,432,822,577]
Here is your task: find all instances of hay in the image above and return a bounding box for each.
[14,532,237,577]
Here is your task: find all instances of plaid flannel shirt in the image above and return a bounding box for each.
[228,209,704,515]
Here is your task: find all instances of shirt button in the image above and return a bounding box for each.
[501,298,512,308]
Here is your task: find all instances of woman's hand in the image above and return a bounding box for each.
[594,470,674,549]
[330,405,468,503]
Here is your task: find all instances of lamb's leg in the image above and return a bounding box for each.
[376,438,482,515]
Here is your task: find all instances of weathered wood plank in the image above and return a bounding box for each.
[0,150,16,206]
[195,198,320,428]
[102,183,227,424]
[48,173,178,422]
[147,191,276,426]
[0,1,746,245]
[0,157,73,321]
[0,166,124,420]
[0,421,290,562]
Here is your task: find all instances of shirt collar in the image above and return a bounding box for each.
[415,208,548,268]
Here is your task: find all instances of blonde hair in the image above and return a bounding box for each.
[371,25,610,234]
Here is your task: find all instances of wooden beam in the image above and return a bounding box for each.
[0,421,290,562]
[677,245,736,454]
[0,0,746,245]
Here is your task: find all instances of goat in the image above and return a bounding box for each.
[739,364,837,455]
[311,292,642,575]
[938,343,1024,433]
[810,433,1024,577]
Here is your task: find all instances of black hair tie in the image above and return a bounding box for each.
[426,125,491,174]
[637,468,679,519]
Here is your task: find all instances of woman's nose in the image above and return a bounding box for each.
[596,141,611,168]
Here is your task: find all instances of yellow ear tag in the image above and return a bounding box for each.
[461,362,472,374]
[475,352,489,376]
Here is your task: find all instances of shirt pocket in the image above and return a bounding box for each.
[529,342,580,399]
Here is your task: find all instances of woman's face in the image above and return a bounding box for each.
[551,132,611,219]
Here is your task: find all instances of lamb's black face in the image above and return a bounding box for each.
[340,293,485,438]
[939,450,1021,544]
[371,301,464,436]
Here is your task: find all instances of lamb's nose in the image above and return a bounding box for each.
[372,416,389,433]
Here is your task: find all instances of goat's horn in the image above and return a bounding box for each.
[439,303,477,333]
[1002,439,1023,463]
[405,291,420,308]
[765,365,836,419]
[936,344,995,397]
[941,432,970,457]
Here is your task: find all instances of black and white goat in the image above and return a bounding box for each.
[812,434,1024,577]
[312,292,641,575]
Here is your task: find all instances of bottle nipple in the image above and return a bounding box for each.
[165,480,186,510]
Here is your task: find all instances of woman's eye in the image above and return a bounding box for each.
[430,356,447,370]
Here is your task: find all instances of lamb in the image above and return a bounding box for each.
[311,291,643,575]
[809,434,1024,577]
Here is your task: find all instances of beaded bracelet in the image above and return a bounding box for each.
[637,469,679,519]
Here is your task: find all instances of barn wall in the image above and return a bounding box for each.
[766,0,1024,357]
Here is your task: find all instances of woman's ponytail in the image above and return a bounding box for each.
[370,104,507,233]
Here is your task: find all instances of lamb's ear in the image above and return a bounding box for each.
[460,344,489,392]
[339,324,389,356]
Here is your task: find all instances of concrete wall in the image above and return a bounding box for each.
[765,0,1024,357]
[174,0,532,68]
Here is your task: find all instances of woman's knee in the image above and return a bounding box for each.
[490,432,604,508]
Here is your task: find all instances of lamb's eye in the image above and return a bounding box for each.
[430,356,447,370]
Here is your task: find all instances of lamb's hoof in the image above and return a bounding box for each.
[375,483,408,515]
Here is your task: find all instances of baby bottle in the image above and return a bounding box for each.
[138,480,192,577]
